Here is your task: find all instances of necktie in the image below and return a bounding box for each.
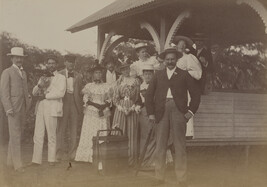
[68,72,74,78]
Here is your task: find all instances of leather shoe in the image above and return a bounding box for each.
[15,167,25,173]
[151,179,165,186]
[48,162,56,166]
[26,162,40,167]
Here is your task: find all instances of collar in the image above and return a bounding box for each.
[107,70,115,74]
[140,82,149,90]
[66,69,74,74]
[166,67,176,73]
[53,70,58,75]
[12,64,23,71]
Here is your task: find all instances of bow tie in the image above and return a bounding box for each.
[68,72,74,78]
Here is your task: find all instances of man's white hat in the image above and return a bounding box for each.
[7,47,27,57]
[142,64,154,71]
[135,43,149,50]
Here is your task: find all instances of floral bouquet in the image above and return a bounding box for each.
[117,104,141,116]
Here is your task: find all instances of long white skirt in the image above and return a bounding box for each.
[75,113,108,162]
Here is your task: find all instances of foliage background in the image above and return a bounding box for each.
[0,32,267,144]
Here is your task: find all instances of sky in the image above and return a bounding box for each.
[0,0,115,56]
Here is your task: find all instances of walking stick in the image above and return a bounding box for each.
[135,125,154,176]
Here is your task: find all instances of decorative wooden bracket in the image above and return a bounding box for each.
[99,30,116,63]
[164,10,191,49]
[237,0,267,34]
[139,21,161,52]
[105,36,128,59]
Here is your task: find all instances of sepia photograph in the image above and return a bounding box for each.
[0,0,267,186]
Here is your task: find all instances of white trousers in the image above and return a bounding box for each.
[32,100,57,164]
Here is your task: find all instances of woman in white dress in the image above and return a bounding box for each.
[130,43,160,79]
[75,64,111,162]
[174,36,202,139]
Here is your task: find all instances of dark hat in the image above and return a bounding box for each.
[46,54,58,63]
[158,48,183,59]
[173,36,194,47]
[91,64,105,72]
[64,55,76,63]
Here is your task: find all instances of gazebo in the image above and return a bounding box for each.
[67,0,267,60]
[67,0,267,156]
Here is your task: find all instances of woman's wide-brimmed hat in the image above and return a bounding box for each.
[7,47,27,57]
[158,47,183,60]
[173,35,194,47]
[135,43,149,51]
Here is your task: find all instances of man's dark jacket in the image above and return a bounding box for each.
[145,68,201,123]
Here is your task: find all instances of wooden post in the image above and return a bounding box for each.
[97,26,105,60]
[244,145,250,167]
[159,17,166,53]
[0,43,3,75]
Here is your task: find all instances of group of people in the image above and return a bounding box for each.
[0,35,213,187]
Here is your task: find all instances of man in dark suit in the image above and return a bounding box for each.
[145,48,201,186]
[56,55,83,161]
[195,38,213,94]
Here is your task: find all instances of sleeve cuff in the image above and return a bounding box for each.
[188,110,194,116]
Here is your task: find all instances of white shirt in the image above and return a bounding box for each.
[66,69,74,94]
[140,81,149,103]
[13,64,23,77]
[106,70,117,84]
[166,67,176,98]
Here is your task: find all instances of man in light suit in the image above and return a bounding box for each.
[102,58,120,84]
[31,55,66,166]
[145,48,201,187]
[0,47,31,172]
[56,55,83,161]
[102,58,121,127]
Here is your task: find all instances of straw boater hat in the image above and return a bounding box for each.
[158,47,183,60]
[142,64,154,72]
[7,47,27,57]
[173,36,194,47]
[135,43,149,51]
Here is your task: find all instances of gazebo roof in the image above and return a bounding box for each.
[67,0,176,33]
[67,0,267,34]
